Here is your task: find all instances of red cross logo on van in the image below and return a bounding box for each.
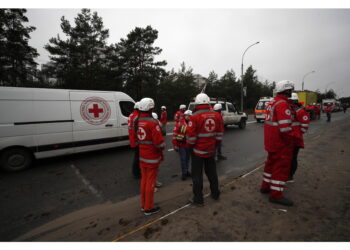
[89,104,104,118]
[80,97,111,125]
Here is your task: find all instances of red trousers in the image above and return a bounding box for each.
[261,145,293,199]
[140,167,159,210]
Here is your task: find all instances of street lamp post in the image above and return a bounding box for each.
[301,70,315,91]
[325,81,335,93]
[241,41,260,112]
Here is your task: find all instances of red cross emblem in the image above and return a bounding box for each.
[80,97,111,125]
[205,118,215,132]
[137,127,146,140]
[88,104,104,118]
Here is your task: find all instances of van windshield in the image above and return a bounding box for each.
[255,101,269,110]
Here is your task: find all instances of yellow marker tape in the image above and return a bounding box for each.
[112,163,264,242]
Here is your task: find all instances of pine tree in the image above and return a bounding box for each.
[44,9,109,90]
[0,9,39,87]
[117,25,167,100]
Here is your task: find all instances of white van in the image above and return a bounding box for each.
[0,87,135,171]
[254,97,272,122]
[188,99,248,129]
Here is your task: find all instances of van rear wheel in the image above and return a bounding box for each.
[0,148,33,172]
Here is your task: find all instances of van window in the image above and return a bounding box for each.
[256,101,268,110]
[119,101,134,117]
[227,103,236,113]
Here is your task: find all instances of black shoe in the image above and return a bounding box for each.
[181,174,187,181]
[211,193,220,200]
[269,197,293,206]
[260,189,270,194]
[144,206,160,216]
[218,155,227,160]
[188,198,204,207]
[186,171,191,177]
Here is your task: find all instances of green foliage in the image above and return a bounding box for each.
[44,9,111,90]
[0,9,39,87]
[118,25,167,100]
[316,89,337,103]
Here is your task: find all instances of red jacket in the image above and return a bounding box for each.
[264,94,296,152]
[291,103,310,148]
[325,105,333,113]
[186,104,224,158]
[174,110,185,124]
[136,112,165,168]
[128,110,139,148]
[160,110,167,125]
[172,119,190,148]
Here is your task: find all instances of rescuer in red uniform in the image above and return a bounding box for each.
[172,110,192,180]
[128,102,140,179]
[260,80,297,206]
[325,103,333,122]
[186,93,223,206]
[213,103,226,161]
[289,93,310,181]
[137,98,165,215]
[174,104,186,124]
[160,106,167,136]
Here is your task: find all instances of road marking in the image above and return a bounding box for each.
[247,121,256,124]
[70,164,103,199]
[166,132,173,136]
[168,149,174,152]
[111,162,264,242]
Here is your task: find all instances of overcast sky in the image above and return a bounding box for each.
[26,8,350,97]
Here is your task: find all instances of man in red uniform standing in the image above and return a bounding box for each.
[174,104,186,124]
[260,80,297,206]
[187,93,223,206]
[172,110,192,180]
[137,98,165,215]
[213,103,226,161]
[128,102,140,179]
[160,106,167,136]
[289,93,310,180]
[325,103,333,122]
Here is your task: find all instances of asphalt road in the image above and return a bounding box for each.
[0,111,348,241]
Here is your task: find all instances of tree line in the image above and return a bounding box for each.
[0,9,343,118]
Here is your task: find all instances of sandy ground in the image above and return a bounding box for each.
[16,117,350,242]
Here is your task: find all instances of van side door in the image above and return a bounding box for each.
[69,91,118,149]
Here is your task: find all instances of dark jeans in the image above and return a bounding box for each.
[191,153,220,204]
[327,113,331,122]
[179,146,191,174]
[132,146,141,177]
[216,141,222,157]
[290,147,301,178]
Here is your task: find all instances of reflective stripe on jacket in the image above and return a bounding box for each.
[137,113,165,168]
[264,94,295,152]
[186,104,224,158]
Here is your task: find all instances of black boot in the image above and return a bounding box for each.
[269,197,293,206]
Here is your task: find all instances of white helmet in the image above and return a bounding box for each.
[184,110,192,116]
[134,102,140,109]
[138,98,155,111]
[275,80,295,93]
[213,103,222,111]
[152,112,158,119]
[195,93,210,104]
[179,104,186,110]
[161,106,166,110]
[290,93,299,101]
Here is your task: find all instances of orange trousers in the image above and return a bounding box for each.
[140,167,159,210]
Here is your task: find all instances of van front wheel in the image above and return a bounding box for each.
[0,148,33,172]
[239,119,246,129]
